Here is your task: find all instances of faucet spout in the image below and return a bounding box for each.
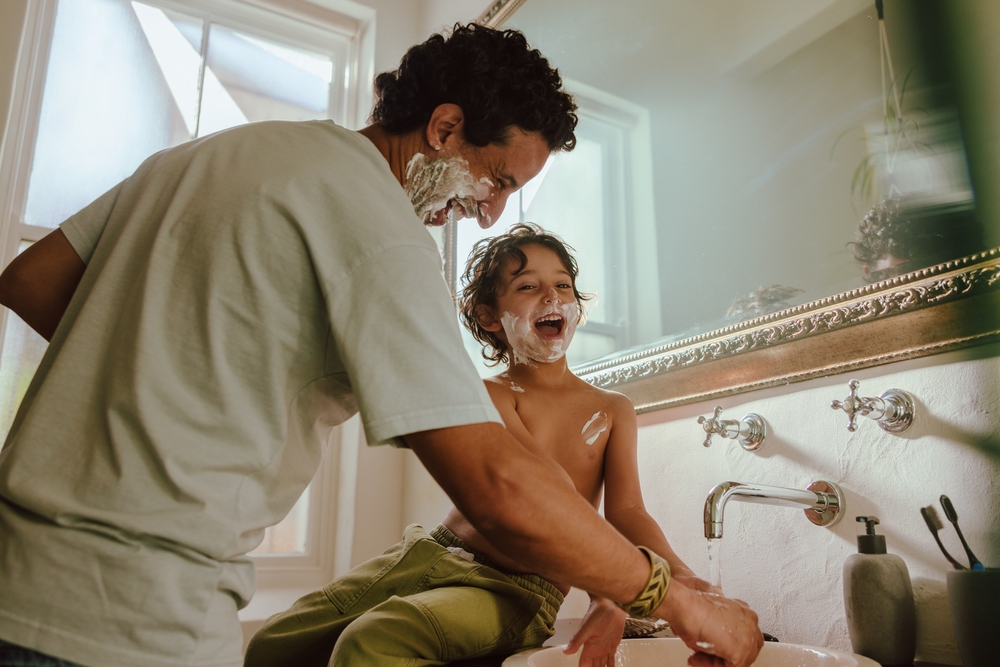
[704,480,844,539]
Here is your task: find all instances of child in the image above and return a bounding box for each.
[244,223,710,667]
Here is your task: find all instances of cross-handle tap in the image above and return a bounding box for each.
[830,379,915,433]
[697,406,766,451]
[704,480,845,539]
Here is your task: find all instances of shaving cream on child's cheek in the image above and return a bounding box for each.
[501,302,579,365]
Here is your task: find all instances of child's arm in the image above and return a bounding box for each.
[562,595,626,667]
[602,394,713,589]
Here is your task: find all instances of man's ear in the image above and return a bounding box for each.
[425,104,466,152]
[476,305,503,332]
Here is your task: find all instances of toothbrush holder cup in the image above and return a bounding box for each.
[947,568,1000,667]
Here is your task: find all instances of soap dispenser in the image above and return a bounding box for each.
[843,516,916,666]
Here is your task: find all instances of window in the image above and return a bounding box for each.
[447,79,659,374]
[0,0,374,585]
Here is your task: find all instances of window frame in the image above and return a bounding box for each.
[0,0,375,587]
[566,78,661,349]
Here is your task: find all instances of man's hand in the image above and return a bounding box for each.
[674,573,723,596]
[653,581,762,667]
[563,597,626,667]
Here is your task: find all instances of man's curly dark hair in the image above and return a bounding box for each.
[459,223,591,366]
[370,23,577,152]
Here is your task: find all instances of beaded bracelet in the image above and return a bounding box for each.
[617,546,671,618]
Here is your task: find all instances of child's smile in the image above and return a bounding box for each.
[533,310,565,338]
[491,244,581,365]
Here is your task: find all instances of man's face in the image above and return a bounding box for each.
[489,243,580,365]
[425,128,550,229]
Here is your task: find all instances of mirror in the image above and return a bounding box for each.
[464,0,1000,409]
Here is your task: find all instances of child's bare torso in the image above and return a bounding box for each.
[442,370,625,592]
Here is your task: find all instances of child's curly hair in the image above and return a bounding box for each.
[459,223,591,366]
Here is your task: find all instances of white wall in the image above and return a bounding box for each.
[346,0,483,81]
[418,0,483,37]
[635,344,1000,664]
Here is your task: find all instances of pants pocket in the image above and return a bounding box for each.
[420,566,547,662]
[324,524,442,613]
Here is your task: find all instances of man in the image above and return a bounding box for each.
[0,24,761,667]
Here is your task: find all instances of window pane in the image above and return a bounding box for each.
[0,242,48,441]
[25,0,203,228]
[521,137,609,325]
[200,24,333,135]
[250,485,310,555]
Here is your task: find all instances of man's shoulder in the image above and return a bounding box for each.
[181,120,388,186]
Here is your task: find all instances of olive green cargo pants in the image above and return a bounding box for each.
[243,524,562,667]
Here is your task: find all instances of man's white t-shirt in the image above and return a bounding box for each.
[0,121,502,667]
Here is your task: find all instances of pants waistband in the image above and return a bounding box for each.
[429,524,564,622]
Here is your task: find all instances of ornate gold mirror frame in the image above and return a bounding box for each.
[573,252,1000,412]
[479,0,1000,413]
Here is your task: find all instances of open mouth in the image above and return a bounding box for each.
[427,202,453,227]
[428,200,476,227]
[534,313,565,337]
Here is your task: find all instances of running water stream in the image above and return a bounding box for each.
[707,539,722,591]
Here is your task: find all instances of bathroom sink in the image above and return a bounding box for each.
[501,637,880,667]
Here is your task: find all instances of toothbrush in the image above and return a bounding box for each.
[940,495,985,570]
[921,505,965,570]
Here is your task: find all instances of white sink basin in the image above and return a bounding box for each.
[501,637,881,667]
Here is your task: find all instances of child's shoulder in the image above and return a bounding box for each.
[567,377,635,423]
[577,377,632,406]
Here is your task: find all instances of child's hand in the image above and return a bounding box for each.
[563,596,627,667]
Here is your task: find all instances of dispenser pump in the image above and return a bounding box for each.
[856,516,887,554]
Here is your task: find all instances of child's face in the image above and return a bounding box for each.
[488,243,580,365]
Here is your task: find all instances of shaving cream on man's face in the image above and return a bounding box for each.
[500,301,579,365]
[404,153,490,227]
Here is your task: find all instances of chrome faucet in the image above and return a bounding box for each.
[696,406,766,451]
[704,480,845,539]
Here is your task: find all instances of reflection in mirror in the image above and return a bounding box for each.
[464,0,990,375]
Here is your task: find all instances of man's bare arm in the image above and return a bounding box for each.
[404,422,763,667]
[407,421,645,599]
[0,229,85,341]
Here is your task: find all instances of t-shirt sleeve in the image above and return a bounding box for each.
[325,242,503,446]
[58,180,125,264]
